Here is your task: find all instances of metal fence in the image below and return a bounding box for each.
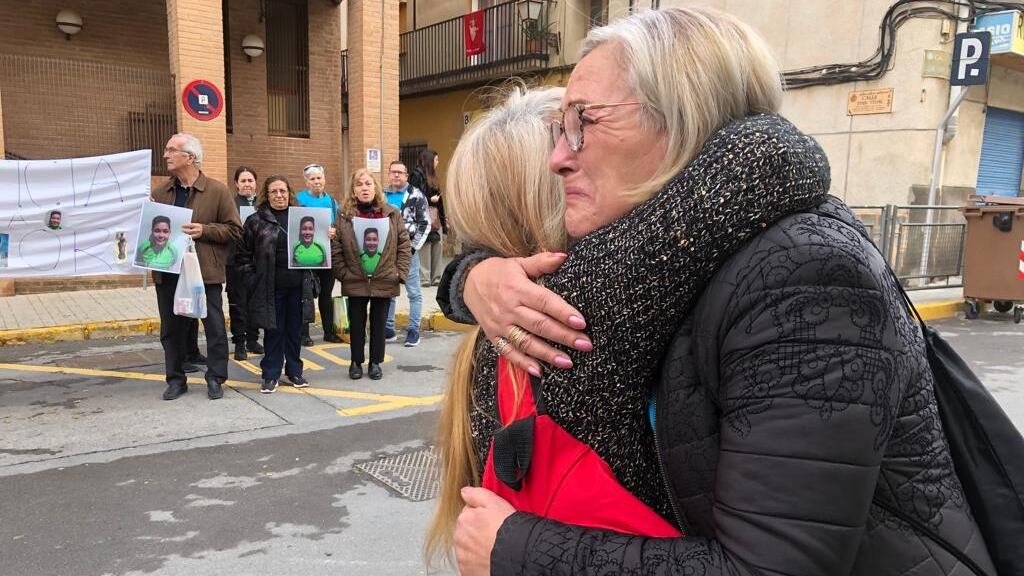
[0,54,176,175]
[851,204,966,290]
[399,0,551,95]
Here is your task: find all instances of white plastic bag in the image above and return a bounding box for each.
[173,239,207,319]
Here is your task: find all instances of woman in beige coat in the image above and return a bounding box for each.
[332,168,411,380]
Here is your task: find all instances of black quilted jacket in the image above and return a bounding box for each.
[490,198,995,576]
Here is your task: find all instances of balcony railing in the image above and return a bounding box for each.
[400,1,551,96]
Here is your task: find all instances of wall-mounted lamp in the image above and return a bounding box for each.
[55,9,83,40]
[241,34,265,62]
[516,0,560,53]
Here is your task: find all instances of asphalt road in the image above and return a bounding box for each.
[1,312,1022,576]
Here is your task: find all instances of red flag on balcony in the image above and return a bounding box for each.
[465,9,486,57]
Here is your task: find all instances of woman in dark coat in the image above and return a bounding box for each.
[409,148,446,286]
[236,176,317,394]
[435,7,994,576]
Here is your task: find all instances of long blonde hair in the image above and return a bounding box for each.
[583,6,783,201]
[341,168,387,216]
[425,86,566,567]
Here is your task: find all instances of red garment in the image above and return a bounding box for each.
[482,357,683,538]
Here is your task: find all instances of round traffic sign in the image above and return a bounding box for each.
[181,79,224,121]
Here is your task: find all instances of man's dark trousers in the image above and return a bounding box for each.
[226,264,259,346]
[156,275,229,389]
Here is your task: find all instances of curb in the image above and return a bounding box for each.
[0,311,474,347]
[0,301,963,346]
[916,300,963,322]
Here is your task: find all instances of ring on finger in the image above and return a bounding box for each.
[493,336,512,356]
[507,325,530,349]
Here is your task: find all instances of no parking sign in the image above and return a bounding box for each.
[181,79,224,121]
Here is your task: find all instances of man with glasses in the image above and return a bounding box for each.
[383,161,429,346]
[151,133,241,401]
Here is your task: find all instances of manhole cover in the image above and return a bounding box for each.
[354,447,439,501]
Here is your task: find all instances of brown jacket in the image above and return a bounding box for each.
[332,204,411,298]
[151,172,241,285]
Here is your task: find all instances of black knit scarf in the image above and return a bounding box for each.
[470,114,832,523]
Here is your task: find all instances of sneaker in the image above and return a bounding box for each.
[247,341,265,354]
[368,363,383,380]
[348,363,363,380]
[384,328,398,343]
[286,374,310,388]
[260,379,278,394]
[186,352,208,365]
[324,332,343,344]
[183,362,201,374]
[234,343,247,361]
[301,336,314,347]
[404,330,420,347]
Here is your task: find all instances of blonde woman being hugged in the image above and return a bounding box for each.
[332,169,411,381]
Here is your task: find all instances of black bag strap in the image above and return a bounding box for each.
[816,211,991,576]
[492,372,545,491]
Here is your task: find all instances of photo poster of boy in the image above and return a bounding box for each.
[287,207,332,269]
[132,201,193,274]
[352,216,390,277]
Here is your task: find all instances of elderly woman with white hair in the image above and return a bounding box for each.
[296,163,342,345]
[436,7,994,576]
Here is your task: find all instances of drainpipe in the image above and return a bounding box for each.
[921,6,973,284]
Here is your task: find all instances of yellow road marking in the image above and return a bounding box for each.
[303,357,325,371]
[232,359,262,375]
[338,394,444,417]
[306,344,393,367]
[0,363,442,413]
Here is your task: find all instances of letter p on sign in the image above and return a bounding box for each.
[951,31,991,86]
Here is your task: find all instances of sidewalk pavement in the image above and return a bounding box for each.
[0,282,471,346]
[0,282,967,346]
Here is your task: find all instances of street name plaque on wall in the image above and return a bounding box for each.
[848,88,894,116]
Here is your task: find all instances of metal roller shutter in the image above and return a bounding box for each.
[977,107,1024,197]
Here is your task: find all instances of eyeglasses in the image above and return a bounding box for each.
[550,102,644,152]
[164,146,189,155]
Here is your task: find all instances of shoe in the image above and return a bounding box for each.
[187,352,208,365]
[234,343,247,361]
[348,363,363,380]
[368,363,382,380]
[260,378,278,394]
[207,379,224,400]
[324,332,343,344]
[302,336,314,347]
[183,362,201,374]
[286,374,309,388]
[404,330,420,347]
[247,341,265,354]
[385,328,398,343]
[162,384,188,400]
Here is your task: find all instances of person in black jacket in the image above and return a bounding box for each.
[226,165,262,360]
[436,7,994,576]
[408,148,446,286]
[236,176,317,394]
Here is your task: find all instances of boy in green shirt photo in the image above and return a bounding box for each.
[292,215,327,267]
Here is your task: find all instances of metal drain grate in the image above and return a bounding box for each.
[354,447,439,501]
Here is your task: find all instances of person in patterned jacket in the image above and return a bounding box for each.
[383,160,430,346]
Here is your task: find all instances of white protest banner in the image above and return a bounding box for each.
[0,150,151,277]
